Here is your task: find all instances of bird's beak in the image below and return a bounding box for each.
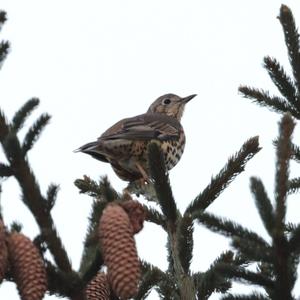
[182,94,197,103]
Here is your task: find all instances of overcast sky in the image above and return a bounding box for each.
[0,1,300,299]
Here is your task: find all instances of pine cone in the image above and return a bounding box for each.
[120,200,146,234]
[99,204,140,299]
[7,232,47,300]
[0,220,8,282]
[85,272,110,300]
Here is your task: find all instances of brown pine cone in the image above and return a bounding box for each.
[85,272,110,300]
[0,220,8,283]
[99,204,140,299]
[120,200,146,234]
[7,232,47,300]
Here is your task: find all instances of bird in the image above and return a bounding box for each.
[75,93,196,182]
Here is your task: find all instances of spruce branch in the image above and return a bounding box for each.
[167,227,197,299]
[74,175,119,201]
[239,5,300,119]
[78,177,121,284]
[0,109,10,141]
[126,180,158,202]
[239,86,300,118]
[10,221,22,232]
[250,177,275,235]
[143,205,166,229]
[45,183,59,211]
[278,5,300,96]
[287,177,300,194]
[177,215,194,273]
[274,138,300,163]
[166,236,175,274]
[220,293,269,300]
[22,113,51,154]
[186,136,261,215]
[155,270,179,300]
[289,223,300,254]
[79,199,107,280]
[135,261,166,300]
[161,209,197,299]
[215,263,274,289]
[98,175,120,202]
[0,104,72,273]
[11,98,40,132]
[194,251,233,299]
[3,132,23,163]
[79,248,103,287]
[0,10,8,67]
[46,261,68,297]
[290,142,300,162]
[195,212,269,249]
[263,56,298,108]
[285,222,298,233]
[0,162,12,177]
[33,233,47,255]
[275,114,294,235]
[0,41,10,69]
[272,113,295,300]
[198,114,298,299]
[231,237,273,264]
[0,11,7,30]
[194,272,231,300]
[74,175,103,197]
[257,262,275,282]
[0,185,2,218]
[147,142,178,224]
[46,260,84,298]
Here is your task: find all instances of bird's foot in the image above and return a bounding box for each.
[135,162,150,184]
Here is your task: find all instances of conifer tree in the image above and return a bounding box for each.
[0,3,300,300]
[196,4,300,300]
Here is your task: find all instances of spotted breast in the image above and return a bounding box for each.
[161,130,186,171]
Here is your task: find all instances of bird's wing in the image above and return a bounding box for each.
[100,113,182,141]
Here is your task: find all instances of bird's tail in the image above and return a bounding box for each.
[74,141,109,162]
[73,141,98,153]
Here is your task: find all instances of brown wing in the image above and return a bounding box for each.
[99,113,182,141]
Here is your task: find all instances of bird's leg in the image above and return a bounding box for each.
[135,162,150,184]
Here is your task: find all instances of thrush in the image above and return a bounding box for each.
[76,93,196,182]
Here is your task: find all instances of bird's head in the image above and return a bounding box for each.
[147,93,197,120]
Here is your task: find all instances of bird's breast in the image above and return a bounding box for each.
[161,132,186,170]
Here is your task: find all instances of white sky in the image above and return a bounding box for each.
[0,1,300,299]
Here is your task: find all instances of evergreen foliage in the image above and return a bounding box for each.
[239,5,300,119]
[1,3,300,300]
[196,114,299,299]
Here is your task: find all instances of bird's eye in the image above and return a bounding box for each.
[163,98,171,105]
